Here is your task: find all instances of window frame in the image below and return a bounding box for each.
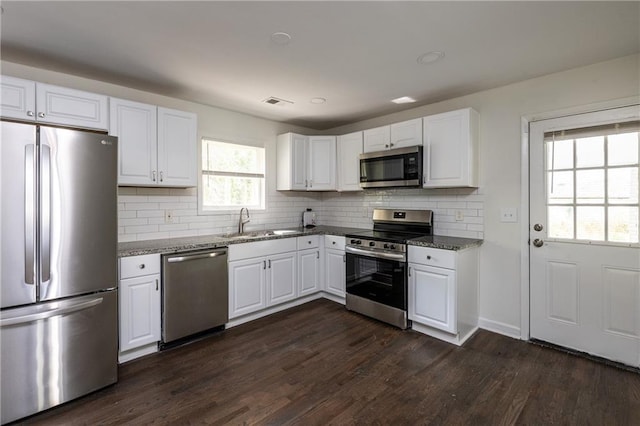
[198,137,266,215]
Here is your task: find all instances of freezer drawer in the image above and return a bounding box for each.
[162,248,228,344]
[0,290,118,424]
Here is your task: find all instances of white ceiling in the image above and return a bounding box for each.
[1,1,638,130]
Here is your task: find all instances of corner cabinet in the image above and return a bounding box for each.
[337,131,363,191]
[110,99,197,187]
[423,108,479,188]
[118,254,161,363]
[1,75,108,130]
[408,245,479,346]
[276,133,336,191]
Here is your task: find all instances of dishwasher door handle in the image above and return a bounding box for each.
[166,249,227,263]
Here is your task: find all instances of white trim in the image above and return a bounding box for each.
[478,317,521,339]
[118,342,158,364]
[520,97,640,343]
[411,322,479,346]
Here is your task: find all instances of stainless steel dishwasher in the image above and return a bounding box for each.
[161,248,228,347]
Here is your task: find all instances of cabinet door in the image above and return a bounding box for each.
[229,258,267,318]
[325,249,345,298]
[391,118,422,149]
[298,249,321,296]
[1,75,36,121]
[267,252,297,305]
[308,136,336,190]
[157,107,197,187]
[36,83,108,130]
[363,125,391,153]
[423,108,478,188]
[337,131,363,192]
[292,134,308,190]
[110,98,157,186]
[409,263,456,333]
[119,274,161,352]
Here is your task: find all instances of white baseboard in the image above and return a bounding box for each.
[478,317,522,339]
[119,342,158,364]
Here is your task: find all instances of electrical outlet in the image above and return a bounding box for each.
[165,210,174,224]
[455,210,464,221]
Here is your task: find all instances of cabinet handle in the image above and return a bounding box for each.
[309,180,313,188]
[268,259,271,268]
[308,240,312,245]
[155,279,159,291]
[305,179,308,188]
[427,255,432,260]
[390,143,394,147]
[316,251,319,259]
[27,111,35,117]
[332,241,336,245]
[160,171,164,182]
[38,112,45,118]
[138,264,145,269]
[408,267,412,277]
[152,171,157,182]
[343,255,346,263]
[263,260,266,269]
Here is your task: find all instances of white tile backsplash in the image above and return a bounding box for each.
[118,186,484,242]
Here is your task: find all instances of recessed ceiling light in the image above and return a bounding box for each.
[270,32,292,45]
[417,51,445,65]
[310,97,326,104]
[391,96,417,104]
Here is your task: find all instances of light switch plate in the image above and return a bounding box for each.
[500,208,518,223]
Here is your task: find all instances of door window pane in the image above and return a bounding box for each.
[548,206,574,239]
[547,139,573,170]
[608,168,639,204]
[576,169,604,204]
[576,206,605,241]
[547,171,573,204]
[608,206,639,243]
[576,136,604,168]
[608,132,639,166]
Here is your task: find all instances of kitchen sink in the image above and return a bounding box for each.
[222,229,299,239]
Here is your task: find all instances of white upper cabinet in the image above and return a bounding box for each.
[1,76,36,121]
[391,118,423,148]
[337,131,363,192]
[110,98,157,186]
[308,135,336,190]
[1,76,108,130]
[423,108,479,188]
[157,107,198,187]
[110,102,197,187]
[277,133,336,191]
[363,125,391,153]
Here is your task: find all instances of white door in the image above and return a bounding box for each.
[119,274,161,352]
[408,263,456,333]
[35,82,109,130]
[298,249,321,296]
[530,105,640,367]
[390,118,422,149]
[228,258,266,318]
[337,132,363,192]
[157,107,197,187]
[363,125,391,153]
[0,75,36,121]
[308,136,336,190]
[325,249,346,297]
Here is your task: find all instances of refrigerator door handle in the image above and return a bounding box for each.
[0,297,103,327]
[24,145,35,285]
[41,144,51,283]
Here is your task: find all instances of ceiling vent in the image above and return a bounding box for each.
[262,96,294,106]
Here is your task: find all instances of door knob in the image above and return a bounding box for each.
[533,238,544,247]
[533,223,544,232]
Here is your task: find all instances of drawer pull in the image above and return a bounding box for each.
[139,264,146,269]
[426,256,431,260]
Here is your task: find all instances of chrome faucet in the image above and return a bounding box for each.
[238,207,250,233]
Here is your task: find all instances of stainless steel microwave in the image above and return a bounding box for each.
[359,146,423,188]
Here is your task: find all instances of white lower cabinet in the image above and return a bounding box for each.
[298,249,321,297]
[118,254,161,362]
[408,245,479,346]
[228,238,298,319]
[324,235,346,299]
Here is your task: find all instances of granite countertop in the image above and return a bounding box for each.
[118,225,365,257]
[408,235,483,251]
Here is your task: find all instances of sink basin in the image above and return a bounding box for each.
[222,229,298,239]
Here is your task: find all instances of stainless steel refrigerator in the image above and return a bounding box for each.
[0,121,118,424]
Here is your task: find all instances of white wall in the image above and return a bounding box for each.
[325,53,640,337]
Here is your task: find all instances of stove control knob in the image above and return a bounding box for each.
[383,243,389,249]
[369,241,375,247]
[389,244,396,250]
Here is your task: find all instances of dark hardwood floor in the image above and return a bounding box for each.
[21,299,640,425]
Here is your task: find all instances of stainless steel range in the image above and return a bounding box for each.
[345,209,433,329]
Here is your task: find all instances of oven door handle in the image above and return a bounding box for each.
[345,246,406,262]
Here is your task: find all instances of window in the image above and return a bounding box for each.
[201,139,265,211]
[545,121,639,245]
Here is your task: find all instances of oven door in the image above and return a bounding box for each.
[345,246,407,310]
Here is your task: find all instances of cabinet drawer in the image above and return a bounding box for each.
[120,254,161,279]
[325,235,345,251]
[408,246,456,269]
[297,235,320,250]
